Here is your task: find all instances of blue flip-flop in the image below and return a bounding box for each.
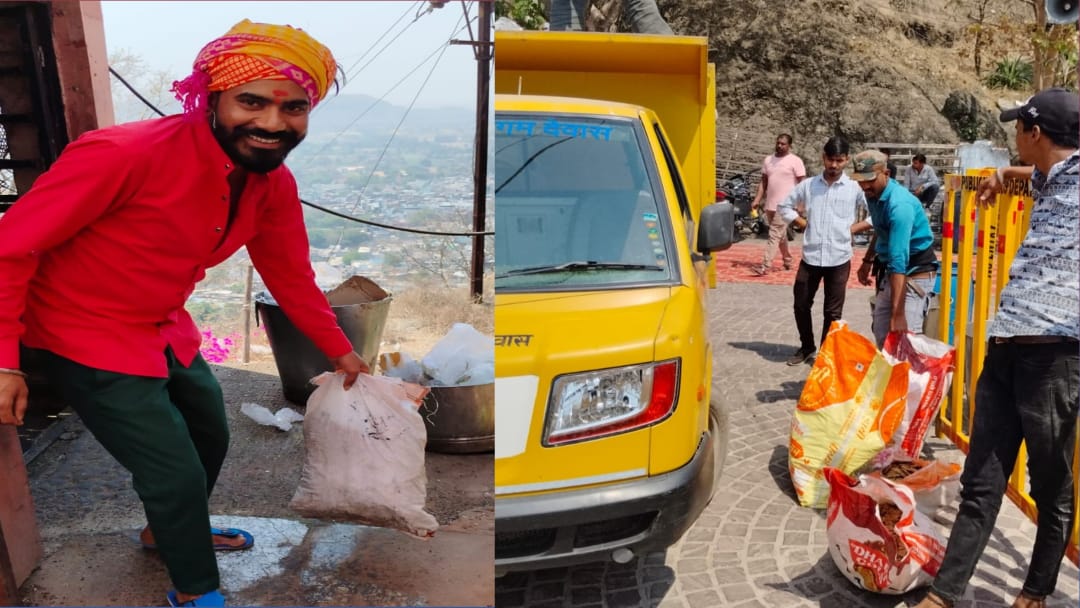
[143,527,254,552]
[166,589,226,606]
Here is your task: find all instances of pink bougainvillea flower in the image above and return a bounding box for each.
[199,327,239,364]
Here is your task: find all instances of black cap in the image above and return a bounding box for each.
[999,87,1079,147]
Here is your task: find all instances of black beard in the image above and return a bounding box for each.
[212,123,302,173]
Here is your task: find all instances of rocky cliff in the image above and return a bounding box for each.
[654,0,1041,167]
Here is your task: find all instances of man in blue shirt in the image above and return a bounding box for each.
[852,150,938,347]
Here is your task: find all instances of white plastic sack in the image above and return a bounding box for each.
[421,323,494,386]
[378,351,424,384]
[240,402,304,431]
[824,467,946,594]
[289,372,439,538]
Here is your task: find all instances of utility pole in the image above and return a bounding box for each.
[465,1,492,302]
[446,0,492,302]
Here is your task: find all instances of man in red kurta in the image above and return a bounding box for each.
[0,20,366,607]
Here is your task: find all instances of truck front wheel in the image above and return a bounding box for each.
[708,399,729,500]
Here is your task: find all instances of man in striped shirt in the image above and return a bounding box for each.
[916,87,1079,608]
[777,136,868,365]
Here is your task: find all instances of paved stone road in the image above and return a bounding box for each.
[495,253,1080,608]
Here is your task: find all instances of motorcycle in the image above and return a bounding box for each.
[716,171,767,240]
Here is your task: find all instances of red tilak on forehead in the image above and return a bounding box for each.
[272,90,289,97]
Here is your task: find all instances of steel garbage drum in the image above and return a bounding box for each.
[419,382,494,453]
[255,276,391,405]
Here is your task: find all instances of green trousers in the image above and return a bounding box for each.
[40,347,227,594]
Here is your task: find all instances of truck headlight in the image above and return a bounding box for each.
[543,360,680,445]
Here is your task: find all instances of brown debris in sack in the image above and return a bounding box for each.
[877,501,908,562]
[878,502,902,529]
[326,276,390,306]
[881,461,924,481]
[853,564,880,592]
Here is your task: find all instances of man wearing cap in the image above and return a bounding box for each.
[0,20,367,607]
[852,149,938,348]
[915,87,1079,608]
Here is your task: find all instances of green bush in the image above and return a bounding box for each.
[984,57,1033,90]
[496,0,547,30]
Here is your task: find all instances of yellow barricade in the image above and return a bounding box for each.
[937,169,1078,565]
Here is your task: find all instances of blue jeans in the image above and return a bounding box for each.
[549,0,673,34]
[930,340,1079,603]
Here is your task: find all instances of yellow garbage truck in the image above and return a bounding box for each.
[493,31,734,573]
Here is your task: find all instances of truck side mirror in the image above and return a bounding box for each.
[698,201,734,253]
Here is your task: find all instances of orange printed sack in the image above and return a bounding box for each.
[789,321,910,508]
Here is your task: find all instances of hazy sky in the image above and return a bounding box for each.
[100,1,483,109]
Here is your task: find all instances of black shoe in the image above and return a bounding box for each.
[786,348,815,366]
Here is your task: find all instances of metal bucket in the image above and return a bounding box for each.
[255,278,391,405]
[419,383,494,454]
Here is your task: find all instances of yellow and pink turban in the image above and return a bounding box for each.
[172,19,337,116]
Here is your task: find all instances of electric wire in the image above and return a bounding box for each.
[460,0,478,59]
[336,1,422,85]
[305,2,419,114]
[338,1,428,87]
[329,11,465,251]
[295,18,473,171]
[106,67,492,237]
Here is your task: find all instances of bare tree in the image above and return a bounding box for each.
[400,237,473,288]
[1022,0,1077,90]
[964,0,996,76]
[108,49,181,123]
[392,208,493,288]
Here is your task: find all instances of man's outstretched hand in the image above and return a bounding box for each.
[330,351,370,390]
[977,172,1003,206]
[0,373,29,426]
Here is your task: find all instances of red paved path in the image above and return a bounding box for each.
[715,237,874,290]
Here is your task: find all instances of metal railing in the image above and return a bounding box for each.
[935,169,1079,565]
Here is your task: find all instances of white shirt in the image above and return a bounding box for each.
[905,164,939,193]
[778,173,867,268]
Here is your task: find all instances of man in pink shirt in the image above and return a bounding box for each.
[0,21,367,607]
[751,133,807,275]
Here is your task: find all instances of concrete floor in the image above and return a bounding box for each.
[17,359,494,607]
[494,241,1080,608]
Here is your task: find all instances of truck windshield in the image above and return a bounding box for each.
[494,113,673,291]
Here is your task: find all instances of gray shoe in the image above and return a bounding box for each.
[786,348,815,366]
